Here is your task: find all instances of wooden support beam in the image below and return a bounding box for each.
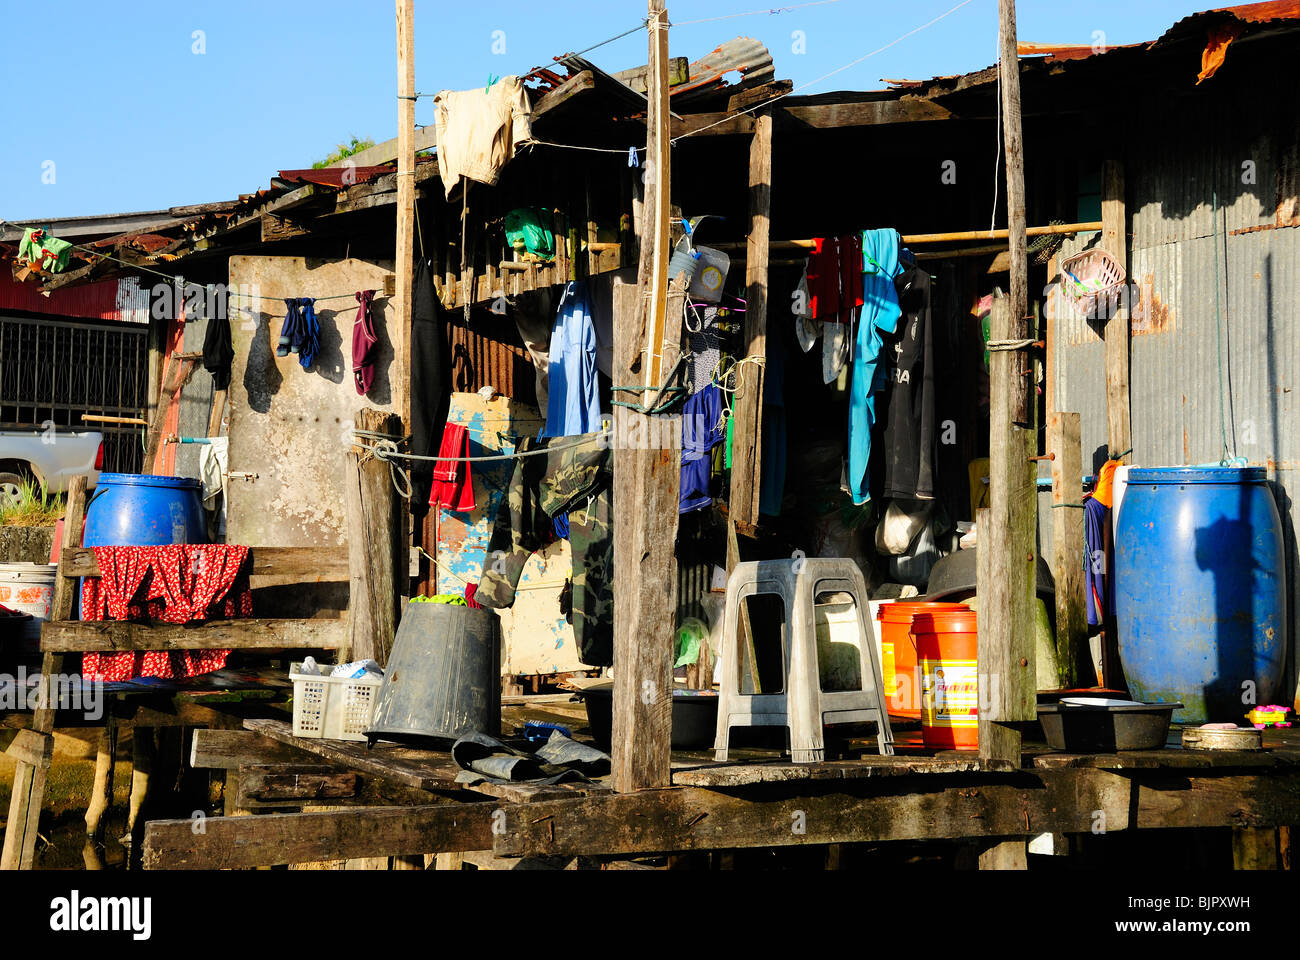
[1048,412,1086,688]
[143,353,199,471]
[729,108,773,528]
[84,724,117,841]
[494,770,1133,858]
[977,300,1037,770]
[238,765,360,803]
[1232,828,1280,870]
[243,719,464,792]
[344,408,404,666]
[533,70,596,117]
[611,3,677,795]
[493,766,1300,860]
[4,730,53,769]
[781,96,951,129]
[237,765,435,810]
[41,617,346,652]
[999,0,1031,426]
[142,804,497,870]
[206,387,227,438]
[394,0,415,429]
[59,545,348,581]
[978,838,1028,870]
[1102,158,1131,457]
[190,729,317,769]
[2,475,86,870]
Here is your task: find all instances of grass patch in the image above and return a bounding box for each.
[0,479,64,527]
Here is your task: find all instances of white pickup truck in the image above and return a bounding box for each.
[0,430,102,505]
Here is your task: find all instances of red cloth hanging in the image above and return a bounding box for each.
[805,234,864,325]
[429,422,476,512]
[80,545,251,682]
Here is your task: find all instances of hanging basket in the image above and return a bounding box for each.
[1060,248,1127,319]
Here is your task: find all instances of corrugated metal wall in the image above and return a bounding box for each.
[1051,74,1300,702]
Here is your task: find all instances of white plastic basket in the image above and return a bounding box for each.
[289,663,383,741]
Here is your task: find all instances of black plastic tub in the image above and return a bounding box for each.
[1037,698,1183,752]
[582,686,718,750]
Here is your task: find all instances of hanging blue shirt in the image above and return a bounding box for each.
[541,280,601,440]
[542,281,601,539]
[847,229,903,505]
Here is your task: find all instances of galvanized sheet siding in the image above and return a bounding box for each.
[1050,86,1300,702]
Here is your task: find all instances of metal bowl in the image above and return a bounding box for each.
[1181,726,1263,751]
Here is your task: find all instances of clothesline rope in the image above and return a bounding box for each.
[673,0,854,26]
[351,429,609,464]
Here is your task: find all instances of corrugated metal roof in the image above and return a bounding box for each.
[0,270,149,323]
[275,166,393,189]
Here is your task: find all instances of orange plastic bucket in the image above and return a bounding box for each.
[913,607,979,750]
[875,602,971,720]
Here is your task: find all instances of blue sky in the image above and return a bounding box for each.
[1,0,1209,221]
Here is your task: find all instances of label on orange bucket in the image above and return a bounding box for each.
[920,657,978,728]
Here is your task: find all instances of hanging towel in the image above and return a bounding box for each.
[541,280,601,439]
[352,290,379,395]
[278,297,319,369]
[430,422,476,512]
[847,228,903,505]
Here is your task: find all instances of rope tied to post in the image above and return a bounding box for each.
[986,338,1039,353]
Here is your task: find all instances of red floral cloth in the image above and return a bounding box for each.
[81,545,252,682]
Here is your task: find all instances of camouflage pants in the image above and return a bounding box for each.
[475,432,613,666]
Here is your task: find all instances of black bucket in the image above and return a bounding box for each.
[365,601,501,747]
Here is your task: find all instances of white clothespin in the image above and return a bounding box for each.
[628,146,639,168]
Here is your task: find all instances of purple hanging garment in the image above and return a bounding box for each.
[352,289,378,395]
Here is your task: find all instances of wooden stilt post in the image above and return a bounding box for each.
[1099,158,1130,689]
[1101,159,1131,460]
[612,0,678,793]
[84,723,119,841]
[391,0,416,610]
[1048,412,1086,688]
[394,0,415,429]
[728,108,773,528]
[1,474,86,870]
[978,0,1036,779]
[344,408,404,667]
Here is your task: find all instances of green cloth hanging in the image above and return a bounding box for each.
[18,228,72,273]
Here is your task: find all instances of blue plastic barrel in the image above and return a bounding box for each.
[82,473,208,547]
[1115,466,1285,724]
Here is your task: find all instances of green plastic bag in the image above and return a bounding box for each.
[504,207,555,262]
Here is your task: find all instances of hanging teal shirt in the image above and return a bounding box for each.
[847,228,902,505]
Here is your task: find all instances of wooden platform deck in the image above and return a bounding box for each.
[136,704,1300,869]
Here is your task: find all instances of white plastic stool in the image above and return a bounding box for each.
[713,558,893,763]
